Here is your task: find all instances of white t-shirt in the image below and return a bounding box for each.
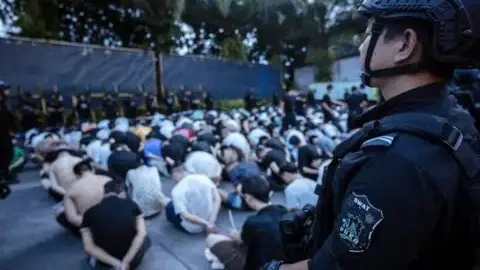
[171,174,217,233]
[285,178,318,209]
[97,143,112,168]
[184,151,222,179]
[126,165,167,217]
[248,128,270,147]
[86,140,102,161]
[223,132,251,160]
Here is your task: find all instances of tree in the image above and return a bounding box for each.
[221,37,247,61]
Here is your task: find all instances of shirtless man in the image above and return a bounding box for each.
[56,159,112,235]
[44,149,83,201]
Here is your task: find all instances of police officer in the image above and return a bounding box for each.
[0,81,14,199]
[263,0,480,269]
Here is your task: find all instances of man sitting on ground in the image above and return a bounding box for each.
[126,162,169,218]
[278,162,318,209]
[42,147,83,201]
[296,138,323,181]
[205,200,288,270]
[166,171,221,234]
[217,145,268,211]
[255,145,288,191]
[81,181,150,270]
[56,159,112,236]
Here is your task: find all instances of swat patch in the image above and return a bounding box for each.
[338,193,384,253]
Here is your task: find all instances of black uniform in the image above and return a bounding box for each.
[103,97,117,120]
[47,94,64,127]
[76,98,91,123]
[309,83,480,270]
[20,95,38,130]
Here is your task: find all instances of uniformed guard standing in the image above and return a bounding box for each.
[47,87,64,128]
[263,0,480,269]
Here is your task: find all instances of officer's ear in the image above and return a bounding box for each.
[392,28,422,64]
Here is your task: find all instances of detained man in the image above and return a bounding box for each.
[183,150,222,184]
[217,145,269,211]
[42,147,83,202]
[255,145,288,191]
[166,172,221,234]
[221,119,251,160]
[278,162,318,210]
[81,181,150,270]
[126,162,169,218]
[57,159,112,236]
[205,195,288,270]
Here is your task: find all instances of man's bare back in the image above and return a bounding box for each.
[67,172,111,214]
[51,152,83,192]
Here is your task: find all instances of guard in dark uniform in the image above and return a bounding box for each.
[76,93,92,123]
[204,91,214,111]
[0,82,14,199]
[263,0,480,269]
[144,92,155,115]
[47,88,64,128]
[20,91,38,131]
[164,91,175,115]
[103,93,117,120]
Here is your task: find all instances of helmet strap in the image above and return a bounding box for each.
[361,21,429,87]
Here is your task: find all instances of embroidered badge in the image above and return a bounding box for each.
[338,192,384,253]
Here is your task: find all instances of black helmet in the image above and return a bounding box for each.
[358,0,480,86]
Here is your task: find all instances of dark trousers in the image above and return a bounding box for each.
[48,188,64,202]
[282,113,297,131]
[56,212,81,237]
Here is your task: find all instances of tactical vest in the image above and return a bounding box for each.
[311,112,480,267]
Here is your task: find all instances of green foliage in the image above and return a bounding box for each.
[306,46,335,81]
[221,37,247,61]
[0,0,365,86]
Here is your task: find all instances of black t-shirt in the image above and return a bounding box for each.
[346,92,367,116]
[297,145,321,180]
[82,196,141,260]
[103,99,117,119]
[321,94,333,120]
[77,100,91,119]
[241,205,288,269]
[108,150,142,178]
[295,95,306,116]
[283,95,296,114]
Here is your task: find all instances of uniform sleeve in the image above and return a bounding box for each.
[310,152,445,270]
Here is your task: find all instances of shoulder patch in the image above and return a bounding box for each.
[338,193,384,253]
[361,133,397,150]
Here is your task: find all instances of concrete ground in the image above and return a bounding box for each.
[0,166,286,270]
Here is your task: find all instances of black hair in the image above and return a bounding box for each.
[103,180,125,195]
[241,175,270,203]
[327,84,333,90]
[308,135,318,145]
[279,162,298,174]
[382,18,454,79]
[255,145,267,158]
[73,158,93,176]
[258,135,269,146]
[288,135,301,147]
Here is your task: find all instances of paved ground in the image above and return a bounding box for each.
[0,166,286,270]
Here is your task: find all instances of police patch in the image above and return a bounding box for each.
[338,192,384,253]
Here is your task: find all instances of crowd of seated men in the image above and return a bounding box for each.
[22,95,356,269]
